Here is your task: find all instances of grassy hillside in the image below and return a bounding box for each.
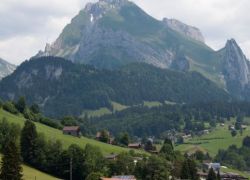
[176,120,250,157]
[0,109,136,155]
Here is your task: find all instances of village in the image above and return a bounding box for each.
[62,124,250,180]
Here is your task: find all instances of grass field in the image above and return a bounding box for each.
[81,101,128,117]
[0,109,139,155]
[0,155,60,180]
[20,164,60,180]
[143,101,163,108]
[175,120,250,178]
[176,120,250,157]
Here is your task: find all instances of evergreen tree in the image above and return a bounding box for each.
[180,159,190,179]
[20,120,38,165]
[243,136,250,148]
[30,104,40,114]
[188,159,199,180]
[68,144,85,180]
[231,130,237,137]
[0,98,3,108]
[207,168,217,180]
[180,158,199,180]
[15,97,26,114]
[99,130,110,143]
[217,171,221,180]
[0,139,23,180]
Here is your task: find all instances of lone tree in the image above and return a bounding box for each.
[243,136,250,148]
[20,120,38,165]
[0,139,23,180]
[231,130,237,137]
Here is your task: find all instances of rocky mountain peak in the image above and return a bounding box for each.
[0,58,16,80]
[84,0,129,21]
[223,39,250,89]
[163,18,205,43]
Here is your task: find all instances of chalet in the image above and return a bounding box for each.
[182,134,192,139]
[101,175,136,180]
[229,125,235,131]
[203,162,221,172]
[128,143,141,149]
[62,126,81,137]
[220,123,225,127]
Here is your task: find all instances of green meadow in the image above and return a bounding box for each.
[176,120,250,157]
[0,109,139,155]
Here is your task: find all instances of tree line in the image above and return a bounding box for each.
[90,101,250,137]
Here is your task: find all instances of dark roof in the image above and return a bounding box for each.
[63,126,80,131]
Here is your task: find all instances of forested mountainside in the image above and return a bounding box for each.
[0,56,229,117]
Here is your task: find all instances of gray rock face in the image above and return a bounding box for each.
[37,0,177,69]
[74,25,175,69]
[170,56,190,72]
[0,58,16,80]
[223,39,250,97]
[163,18,205,43]
[85,0,128,20]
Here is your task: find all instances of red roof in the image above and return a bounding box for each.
[63,126,80,131]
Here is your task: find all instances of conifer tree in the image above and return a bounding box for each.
[207,168,217,180]
[0,139,23,180]
[20,120,38,165]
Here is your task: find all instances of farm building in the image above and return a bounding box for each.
[102,175,136,180]
[203,162,221,172]
[128,143,141,149]
[62,126,81,137]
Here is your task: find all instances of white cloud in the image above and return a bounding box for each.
[0,0,249,64]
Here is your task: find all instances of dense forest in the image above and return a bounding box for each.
[0,56,230,117]
[90,102,250,137]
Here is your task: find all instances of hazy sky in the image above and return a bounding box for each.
[0,0,249,65]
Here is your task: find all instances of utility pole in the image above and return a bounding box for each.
[70,157,73,180]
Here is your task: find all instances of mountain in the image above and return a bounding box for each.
[0,58,16,80]
[162,18,205,43]
[36,0,250,99]
[0,56,230,117]
[37,0,215,71]
[219,39,250,99]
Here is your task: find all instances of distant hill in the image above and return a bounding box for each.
[0,56,229,117]
[0,58,16,80]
